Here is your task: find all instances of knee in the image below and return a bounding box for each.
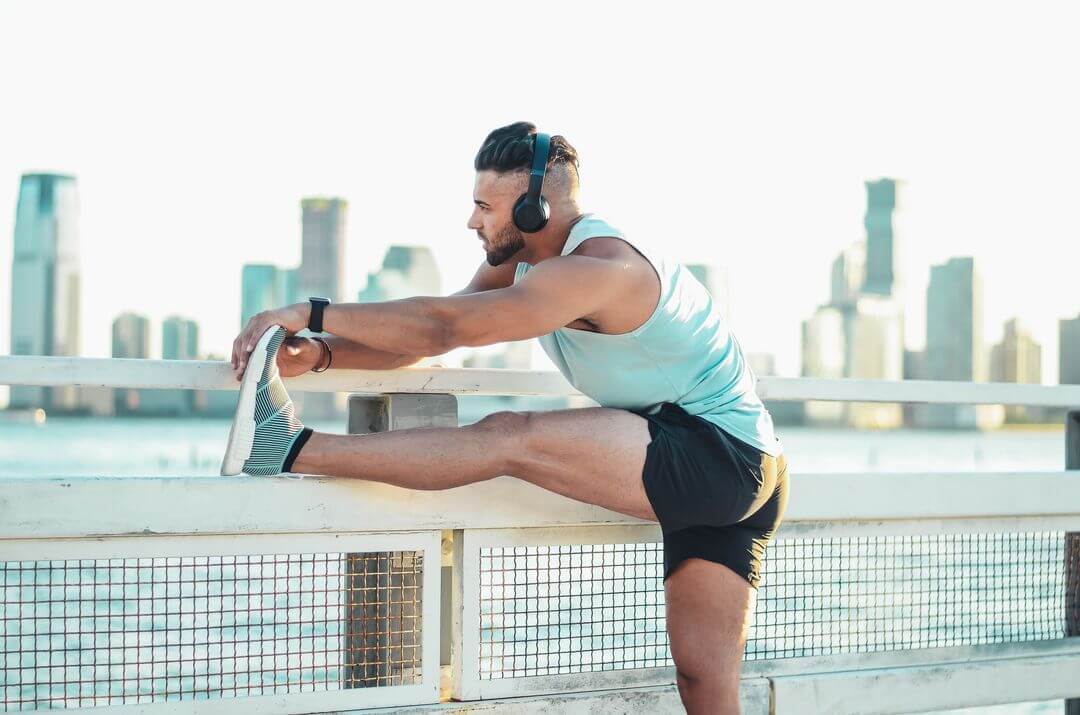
[674,666,740,713]
[472,410,533,469]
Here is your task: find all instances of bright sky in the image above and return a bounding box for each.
[2,1,1079,399]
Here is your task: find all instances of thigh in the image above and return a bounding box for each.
[505,406,657,521]
[665,558,756,698]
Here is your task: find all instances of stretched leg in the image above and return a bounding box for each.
[292,407,657,521]
[665,558,756,714]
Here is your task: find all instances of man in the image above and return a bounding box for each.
[224,121,788,714]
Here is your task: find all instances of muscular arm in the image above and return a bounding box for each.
[320,256,632,354]
[318,260,518,369]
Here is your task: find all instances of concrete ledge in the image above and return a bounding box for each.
[341,679,770,714]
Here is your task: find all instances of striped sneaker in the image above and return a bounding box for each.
[220,325,312,476]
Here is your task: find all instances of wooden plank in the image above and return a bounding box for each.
[4,472,1080,540]
[771,647,1080,714]
[5,355,1080,406]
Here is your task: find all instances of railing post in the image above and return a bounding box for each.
[343,393,458,689]
[1067,410,1080,715]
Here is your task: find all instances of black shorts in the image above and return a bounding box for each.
[630,402,789,589]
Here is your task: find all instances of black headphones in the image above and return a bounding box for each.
[511,132,551,233]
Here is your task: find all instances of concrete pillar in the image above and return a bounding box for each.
[1067,410,1079,715]
[342,393,458,689]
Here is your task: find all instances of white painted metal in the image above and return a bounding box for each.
[5,354,1080,406]
[771,642,1080,714]
[742,638,1080,681]
[454,529,483,702]
[56,684,437,715]
[758,375,1080,407]
[1,530,444,712]
[353,679,771,715]
[0,529,440,562]
[5,472,1079,541]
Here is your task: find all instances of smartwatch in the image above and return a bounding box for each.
[308,296,330,333]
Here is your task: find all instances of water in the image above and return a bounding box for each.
[0,408,1070,712]
[0,406,1065,478]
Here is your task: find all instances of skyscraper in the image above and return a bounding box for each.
[358,245,443,303]
[297,198,348,420]
[298,198,347,302]
[990,318,1043,423]
[1061,314,1080,386]
[863,178,901,298]
[844,296,904,429]
[9,173,81,412]
[801,305,846,424]
[830,242,866,306]
[149,316,201,416]
[241,264,299,327]
[917,257,1000,428]
[162,316,199,360]
[112,313,151,414]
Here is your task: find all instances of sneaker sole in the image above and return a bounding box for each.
[220,326,279,476]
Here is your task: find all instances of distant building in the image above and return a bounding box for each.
[686,263,732,320]
[844,296,904,429]
[1061,314,1080,385]
[463,341,533,370]
[830,242,866,306]
[801,296,903,429]
[8,173,81,412]
[746,352,776,378]
[359,245,443,303]
[902,348,927,425]
[915,257,1001,429]
[241,264,299,327]
[862,178,901,298]
[990,318,1044,423]
[297,198,348,420]
[801,305,846,425]
[112,313,151,415]
[153,316,201,416]
[298,197,347,302]
[162,316,199,360]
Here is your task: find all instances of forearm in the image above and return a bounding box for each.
[321,336,423,370]
[322,298,452,356]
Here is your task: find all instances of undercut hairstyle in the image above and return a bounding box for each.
[474,122,580,189]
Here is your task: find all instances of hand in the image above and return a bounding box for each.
[231,303,310,380]
[278,336,325,377]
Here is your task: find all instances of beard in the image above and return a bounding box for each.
[481,222,527,267]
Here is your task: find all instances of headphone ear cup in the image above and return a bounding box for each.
[513,193,550,233]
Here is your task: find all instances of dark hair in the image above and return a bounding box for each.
[474,121,580,175]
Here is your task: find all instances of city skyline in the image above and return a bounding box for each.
[2,1,1079,400]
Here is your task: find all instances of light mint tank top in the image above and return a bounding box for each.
[514,214,783,458]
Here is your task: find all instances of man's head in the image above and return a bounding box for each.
[468,121,580,266]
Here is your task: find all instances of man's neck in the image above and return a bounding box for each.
[520,210,587,265]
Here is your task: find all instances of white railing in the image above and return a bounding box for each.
[1,355,1079,715]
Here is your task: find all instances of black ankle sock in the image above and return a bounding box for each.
[283,427,314,473]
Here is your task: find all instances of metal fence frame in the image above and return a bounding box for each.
[2,358,1080,714]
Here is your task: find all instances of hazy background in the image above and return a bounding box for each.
[2,0,1078,382]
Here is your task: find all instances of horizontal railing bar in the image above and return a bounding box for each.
[3,355,1080,406]
[3,471,1078,540]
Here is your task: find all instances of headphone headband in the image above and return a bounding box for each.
[525,132,551,202]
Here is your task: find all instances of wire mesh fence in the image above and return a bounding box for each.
[1,550,424,710]
[477,532,1069,679]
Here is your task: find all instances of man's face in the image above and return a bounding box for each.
[467,170,527,266]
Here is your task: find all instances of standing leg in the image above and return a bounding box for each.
[665,558,756,714]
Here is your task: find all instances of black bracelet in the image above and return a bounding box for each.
[311,336,332,373]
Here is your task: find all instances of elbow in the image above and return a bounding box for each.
[430,316,462,355]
